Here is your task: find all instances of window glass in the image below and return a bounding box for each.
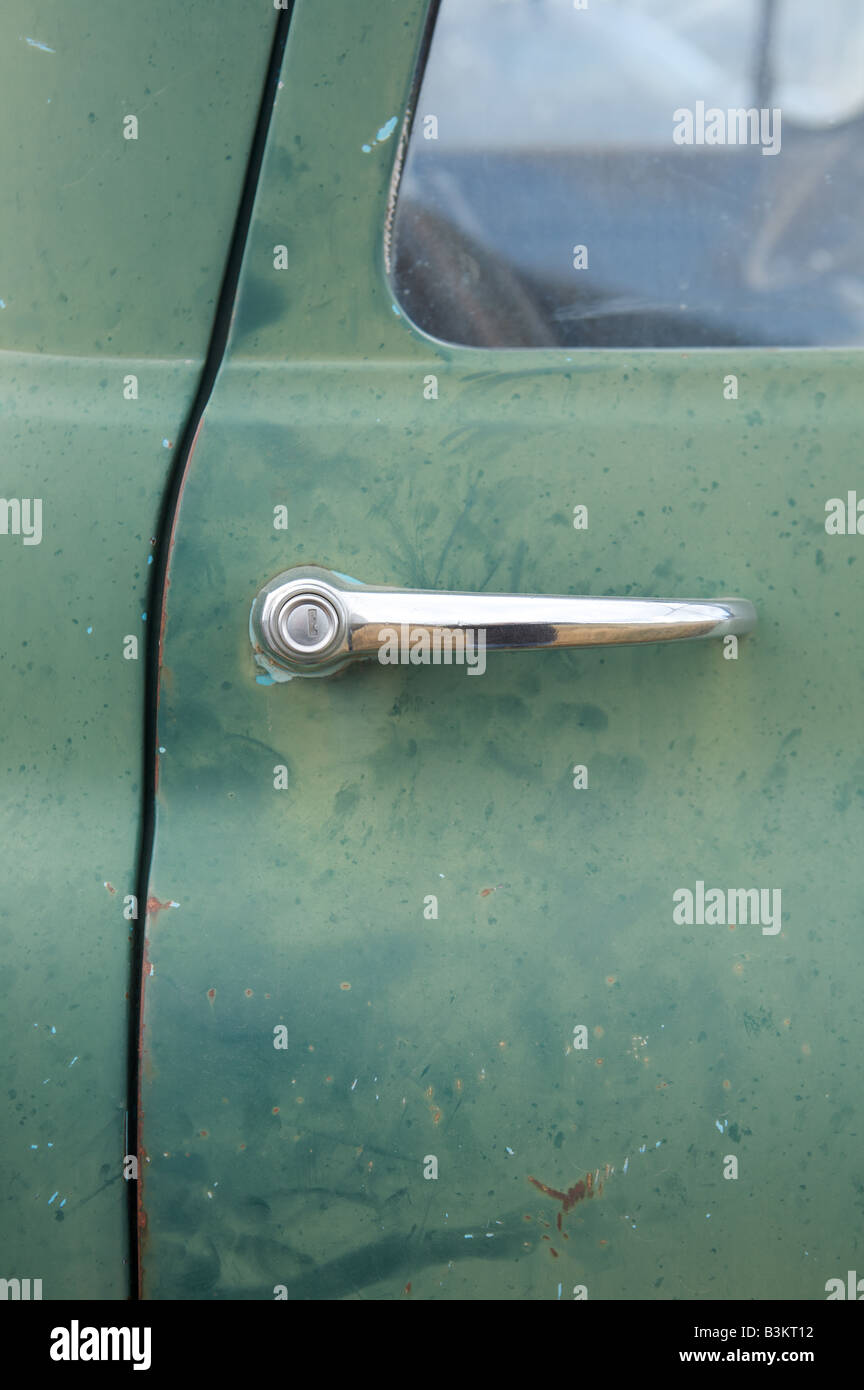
[390,0,864,347]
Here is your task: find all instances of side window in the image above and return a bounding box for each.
[389,0,864,348]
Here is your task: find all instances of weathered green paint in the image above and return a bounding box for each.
[0,1,275,357]
[0,2,276,1298]
[140,0,864,1299]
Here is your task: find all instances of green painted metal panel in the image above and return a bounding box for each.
[0,0,275,357]
[0,2,276,1298]
[140,0,864,1299]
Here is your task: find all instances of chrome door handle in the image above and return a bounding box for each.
[250,566,756,680]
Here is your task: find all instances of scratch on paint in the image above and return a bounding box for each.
[361,115,397,153]
[23,36,56,53]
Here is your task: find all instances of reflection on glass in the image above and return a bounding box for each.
[391,0,864,346]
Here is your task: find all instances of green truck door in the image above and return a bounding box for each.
[139,0,863,1301]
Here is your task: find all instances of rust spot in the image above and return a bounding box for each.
[526,1170,600,1223]
[146,896,177,921]
[104,881,116,895]
[136,1144,149,1242]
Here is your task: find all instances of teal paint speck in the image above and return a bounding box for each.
[361,143,372,153]
[255,674,274,685]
